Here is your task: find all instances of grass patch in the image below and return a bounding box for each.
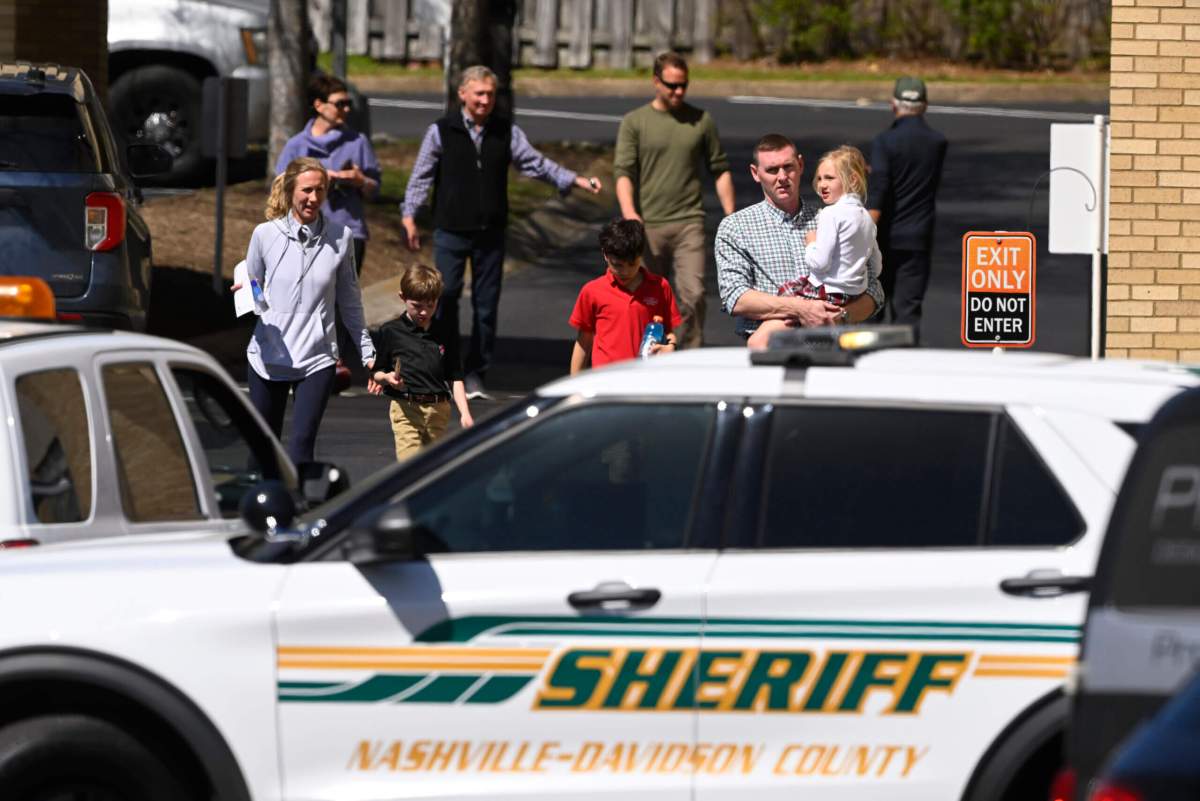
[318,52,442,77]
[330,54,1107,85]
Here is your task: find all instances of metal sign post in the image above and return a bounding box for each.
[201,77,250,295]
[961,231,1037,349]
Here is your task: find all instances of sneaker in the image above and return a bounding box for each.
[464,373,491,401]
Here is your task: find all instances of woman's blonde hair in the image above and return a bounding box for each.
[265,157,328,220]
[812,145,869,198]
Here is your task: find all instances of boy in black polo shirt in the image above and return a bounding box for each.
[372,263,474,460]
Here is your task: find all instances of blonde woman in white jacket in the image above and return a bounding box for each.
[243,157,375,464]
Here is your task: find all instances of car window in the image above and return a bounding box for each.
[0,93,98,172]
[760,406,992,548]
[102,362,202,522]
[14,368,93,524]
[171,367,287,518]
[987,416,1083,546]
[402,403,715,553]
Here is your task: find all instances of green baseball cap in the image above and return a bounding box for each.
[893,76,927,103]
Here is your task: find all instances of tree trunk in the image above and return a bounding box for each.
[446,0,517,120]
[268,0,312,176]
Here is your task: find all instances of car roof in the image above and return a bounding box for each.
[0,320,209,359]
[0,63,86,102]
[538,347,1200,422]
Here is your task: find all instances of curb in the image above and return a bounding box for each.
[352,74,1108,105]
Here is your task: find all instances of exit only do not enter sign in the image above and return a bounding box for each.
[960,231,1036,348]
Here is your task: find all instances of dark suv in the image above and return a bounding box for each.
[0,62,170,330]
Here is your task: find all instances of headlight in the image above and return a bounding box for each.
[241,28,268,65]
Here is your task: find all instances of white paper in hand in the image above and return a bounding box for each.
[233,261,260,317]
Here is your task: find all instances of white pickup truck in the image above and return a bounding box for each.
[107,0,270,183]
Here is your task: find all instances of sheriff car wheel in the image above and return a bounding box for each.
[0,714,191,801]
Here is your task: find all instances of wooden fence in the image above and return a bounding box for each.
[308,0,1107,69]
[309,0,718,66]
[514,0,717,68]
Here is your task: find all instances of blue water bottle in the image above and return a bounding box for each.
[638,315,665,359]
[250,278,267,312]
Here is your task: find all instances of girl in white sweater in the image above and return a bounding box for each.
[748,145,882,349]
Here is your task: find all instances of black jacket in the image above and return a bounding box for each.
[867,115,948,252]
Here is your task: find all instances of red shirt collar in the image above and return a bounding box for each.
[607,265,652,291]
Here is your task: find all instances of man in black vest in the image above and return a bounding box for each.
[401,65,602,399]
[867,76,948,343]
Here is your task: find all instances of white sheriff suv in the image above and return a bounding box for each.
[0,328,1195,801]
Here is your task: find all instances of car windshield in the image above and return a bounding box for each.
[0,93,96,172]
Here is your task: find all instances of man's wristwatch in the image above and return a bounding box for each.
[839,308,849,324]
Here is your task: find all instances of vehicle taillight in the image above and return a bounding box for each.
[1089,781,1144,801]
[0,539,39,548]
[1050,767,1077,801]
[56,312,83,323]
[85,192,126,251]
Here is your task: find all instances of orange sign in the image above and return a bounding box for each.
[961,231,1036,348]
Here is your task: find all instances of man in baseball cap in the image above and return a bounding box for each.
[893,76,928,103]
[867,76,947,342]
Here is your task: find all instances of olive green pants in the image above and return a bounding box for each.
[642,220,707,349]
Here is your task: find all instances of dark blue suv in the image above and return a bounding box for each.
[0,62,170,330]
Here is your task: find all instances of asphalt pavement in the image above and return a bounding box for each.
[312,90,1109,480]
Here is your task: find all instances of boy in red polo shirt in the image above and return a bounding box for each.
[569,219,683,373]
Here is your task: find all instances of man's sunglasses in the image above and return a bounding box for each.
[329,99,353,110]
[659,79,688,91]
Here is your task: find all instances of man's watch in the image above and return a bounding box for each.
[839,308,849,324]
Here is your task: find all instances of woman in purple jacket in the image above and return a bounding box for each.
[275,74,381,275]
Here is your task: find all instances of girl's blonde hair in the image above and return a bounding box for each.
[265,157,328,220]
[812,145,869,198]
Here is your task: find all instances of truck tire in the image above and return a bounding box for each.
[0,714,191,800]
[110,65,204,185]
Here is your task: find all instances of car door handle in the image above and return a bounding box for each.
[999,574,1092,597]
[567,585,662,611]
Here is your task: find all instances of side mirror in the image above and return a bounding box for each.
[126,143,173,178]
[297,461,351,507]
[239,480,297,533]
[343,502,420,565]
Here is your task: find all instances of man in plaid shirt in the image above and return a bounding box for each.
[717,134,884,339]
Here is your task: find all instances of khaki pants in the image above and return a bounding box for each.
[642,220,707,349]
[389,399,451,461]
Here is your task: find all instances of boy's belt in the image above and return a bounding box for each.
[391,390,450,403]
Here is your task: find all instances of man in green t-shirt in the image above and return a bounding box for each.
[614,52,735,349]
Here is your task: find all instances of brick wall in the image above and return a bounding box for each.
[1108,0,1200,360]
[0,0,107,97]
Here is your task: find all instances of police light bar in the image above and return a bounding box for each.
[750,325,915,367]
[0,276,56,320]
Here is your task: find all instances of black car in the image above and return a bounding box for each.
[0,62,170,330]
[1085,668,1200,801]
[1061,385,1200,801]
